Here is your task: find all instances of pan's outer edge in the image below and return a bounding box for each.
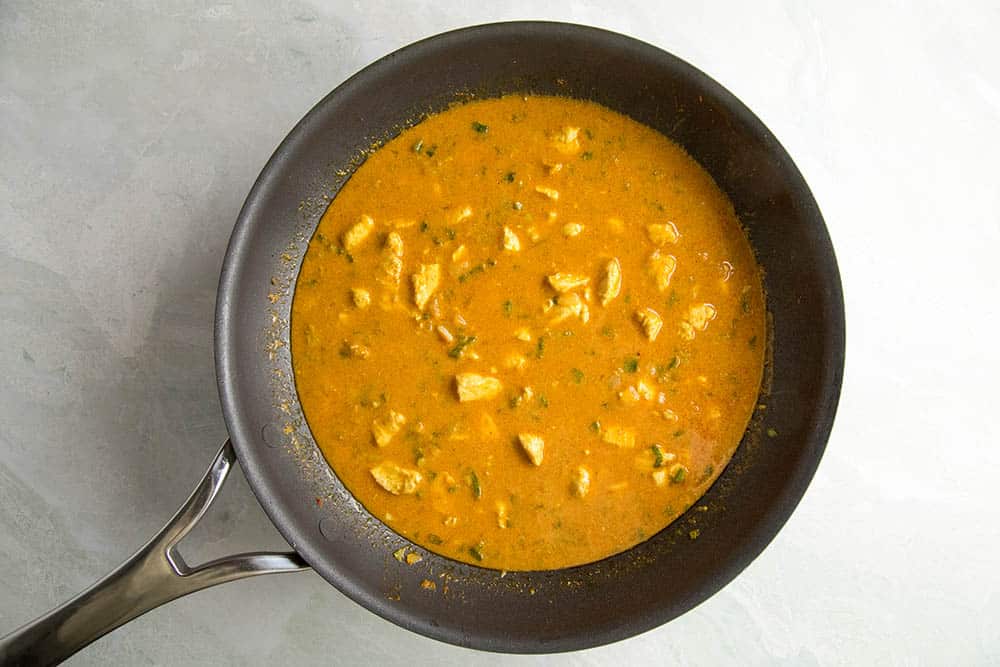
[215,20,845,653]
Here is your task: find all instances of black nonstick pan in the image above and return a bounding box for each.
[0,21,844,664]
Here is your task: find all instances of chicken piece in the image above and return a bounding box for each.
[342,214,375,252]
[518,433,545,466]
[370,461,423,495]
[496,501,510,529]
[351,288,371,309]
[412,263,441,310]
[646,222,680,245]
[502,226,521,252]
[504,353,528,371]
[601,425,636,448]
[570,466,591,497]
[455,373,502,402]
[378,232,404,287]
[635,307,664,341]
[598,258,622,306]
[371,410,406,447]
[547,272,590,293]
[454,206,473,223]
[553,126,581,154]
[535,185,560,201]
[679,320,696,341]
[648,250,677,291]
[562,222,584,237]
[549,291,589,324]
[688,303,718,331]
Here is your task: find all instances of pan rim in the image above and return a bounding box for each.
[215,19,845,653]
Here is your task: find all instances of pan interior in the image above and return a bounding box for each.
[215,21,844,653]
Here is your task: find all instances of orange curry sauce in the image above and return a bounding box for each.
[291,96,765,570]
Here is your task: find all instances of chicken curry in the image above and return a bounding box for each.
[290,95,766,571]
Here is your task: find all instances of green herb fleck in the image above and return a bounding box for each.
[767,428,778,438]
[505,171,516,183]
[571,368,584,384]
[512,201,523,211]
[651,444,666,468]
[584,128,594,139]
[536,335,546,359]
[468,470,482,499]
[689,529,700,540]
[538,394,549,408]
[589,420,601,433]
[445,227,457,240]
[472,121,489,134]
[602,325,616,339]
[667,355,680,370]
[623,356,639,373]
[427,534,443,545]
[448,335,477,359]
[424,146,437,158]
[581,151,593,160]
[673,429,685,438]
[749,335,758,348]
[412,139,424,153]
[419,221,429,233]
[502,300,513,317]
[671,465,688,484]
[469,541,485,561]
[667,290,679,307]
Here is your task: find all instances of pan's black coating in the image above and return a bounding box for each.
[215,22,844,653]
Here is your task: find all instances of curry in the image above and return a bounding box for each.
[290,95,766,571]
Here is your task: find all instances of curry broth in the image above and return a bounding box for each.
[291,95,765,571]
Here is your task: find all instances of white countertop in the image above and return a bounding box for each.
[2,1,998,664]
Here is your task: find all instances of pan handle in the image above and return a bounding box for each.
[0,441,309,666]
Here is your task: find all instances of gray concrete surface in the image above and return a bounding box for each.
[2,1,999,665]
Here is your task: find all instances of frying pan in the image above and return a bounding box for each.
[0,21,844,664]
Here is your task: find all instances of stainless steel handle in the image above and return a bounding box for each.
[0,441,309,666]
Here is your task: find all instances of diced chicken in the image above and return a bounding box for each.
[513,327,532,342]
[688,303,717,330]
[455,373,502,402]
[562,222,584,237]
[371,410,406,447]
[549,291,589,324]
[496,501,509,529]
[342,214,374,252]
[451,244,468,263]
[601,425,636,448]
[518,433,545,466]
[412,263,441,310]
[547,272,590,293]
[535,185,559,201]
[570,466,591,497]
[503,227,521,252]
[342,342,371,359]
[679,321,696,341]
[351,288,371,309]
[378,232,404,287]
[544,161,563,175]
[598,258,622,306]
[436,325,454,343]
[646,222,680,245]
[454,206,473,223]
[636,379,655,401]
[504,353,528,371]
[648,250,677,291]
[635,307,664,341]
[370,461,423,495]
[651,469,668,487]
[553,126,581,154]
